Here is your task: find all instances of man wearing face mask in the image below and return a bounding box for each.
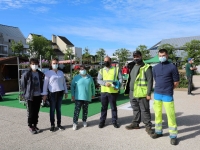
[124,51,153,135]
[21,58,45,134]
[71,65,95,130]
[185,58,197,95]
[42,58,68,132]
[97,56,122,128]
[150,49,179,145]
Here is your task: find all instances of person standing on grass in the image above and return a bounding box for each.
[97,56,122,128]
[42,58,68,132]
[124,51,153,135]
[71,65,95,130]
[150,49,179,145]
[21,58,45,134]
[185,58,197,95]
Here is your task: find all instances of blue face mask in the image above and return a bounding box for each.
[159,56,167,63]
[52,64,58,70]
[80,70,86,75]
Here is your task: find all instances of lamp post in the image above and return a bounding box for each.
[70,54,72,79]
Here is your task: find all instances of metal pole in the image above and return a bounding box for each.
[40,55,42,71]
[17,57,20,92]
[70,55,72,78]
[100,56,102,68]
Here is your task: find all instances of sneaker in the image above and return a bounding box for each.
[57,125,65,130]
[83,122,87,127]
[34,126,40,133]
[73,123,77,130]
[113,122,120,128]
[99,122,105,128]
[145,127,154,135]
[29,127,37,134]
[125,123,140,130]
[170,138,178,145]
[50,126,55,132]
[150,133,163,139]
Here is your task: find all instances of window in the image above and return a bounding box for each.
[0,44,8,55]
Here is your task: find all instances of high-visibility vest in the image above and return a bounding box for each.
[133,64,150,98]
[100,67,119,93]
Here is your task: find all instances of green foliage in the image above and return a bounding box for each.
[158,44,176,62]
[82,47,91,64]
[64,47,74,60]
[183,40,200,66]
[27,35,55,60]
[136,45,151,60]
[96,48,106,62]
[10,40,24,56]
[177,72,188,88]
[88,68,98,77]
[114,48,130,66]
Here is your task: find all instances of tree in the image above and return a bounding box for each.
[136,45,151,60]
[27,35,54,60]
[96,48,106,62]
[114,48,130,66]
[82,47,91,64]
[64,47,74,60]
[158,44,177,62]
[10,40,24,56]
[183,40,200,65]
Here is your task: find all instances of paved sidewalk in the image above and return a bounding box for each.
[0,76,200,150]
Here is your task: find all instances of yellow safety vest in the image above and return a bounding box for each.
[100,67,119,93]
[133,64,150,98]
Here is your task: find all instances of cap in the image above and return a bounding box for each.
[133,50,142,56]
[188,58,193,61]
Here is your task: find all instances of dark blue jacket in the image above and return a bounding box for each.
[21,69,44,101]
[153,61,179,96]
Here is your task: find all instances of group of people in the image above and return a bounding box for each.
[21,48,180,146]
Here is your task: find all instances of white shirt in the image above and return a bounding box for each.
[42,70,68,95]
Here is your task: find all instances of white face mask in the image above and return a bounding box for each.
[31,65,38,71]
[52,64,58,70]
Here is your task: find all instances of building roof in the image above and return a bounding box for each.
[30,33,42,37]
[58,36,74,46]
[54,49,64,56]
[0,56,28,64]
[0,24,26,43]
[149,35,200,50]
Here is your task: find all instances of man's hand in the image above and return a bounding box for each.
[92,96,95,99]
[43,95,47,101]
[146,96,151,100]
[71,96,75,101]
[105,82,111,87]
[64,93,68,99]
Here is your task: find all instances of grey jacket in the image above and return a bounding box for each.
[21,69,44,101]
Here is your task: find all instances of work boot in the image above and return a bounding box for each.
[145,127,154,135]
[125,123,140,130]
[170,138,178,145]
[150,133,163,139]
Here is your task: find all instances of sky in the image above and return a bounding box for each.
[1,0,200,56]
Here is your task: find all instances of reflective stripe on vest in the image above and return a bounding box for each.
[133,64,150,98]
[100,67,119,93]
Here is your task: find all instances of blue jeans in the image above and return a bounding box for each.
[49,91,64,126]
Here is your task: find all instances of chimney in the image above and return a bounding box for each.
[52,34,56,43]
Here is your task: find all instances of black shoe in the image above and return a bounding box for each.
[150,133,163,139]
[50,126,55,132]
[29,127,37,134]
[170,138,178,145]
[188,93,195,96]
[57,125,65,130]
[99,122,105,128]
[113,122,119,128]
[34,126,40,133]
[145,127,154,135]
[125,123,140,130]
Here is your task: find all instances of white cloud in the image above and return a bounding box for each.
[66,0,93,5]
[0,0,58,9]
[30,6,50,13]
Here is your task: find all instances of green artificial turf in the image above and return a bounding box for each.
[0,91,129,118]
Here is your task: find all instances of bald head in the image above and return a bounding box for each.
[104,56,111,62]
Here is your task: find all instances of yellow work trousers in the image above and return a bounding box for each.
[153,100,178,138]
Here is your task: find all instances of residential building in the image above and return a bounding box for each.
[0,24,28,57]
[148,35,200,58]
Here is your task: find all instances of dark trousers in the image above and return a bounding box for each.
[73,100,89,124]
[129,91,152,127]
[187,75,193,94]
[49,91,64,126]
[100,92,118,123]
[27,96,42,127]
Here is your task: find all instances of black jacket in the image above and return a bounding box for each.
[21,69,44,100]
